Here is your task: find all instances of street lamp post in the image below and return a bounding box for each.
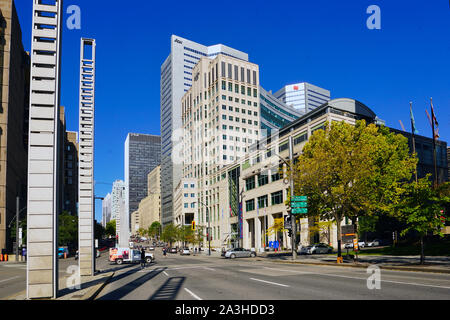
[275,135,297,261]
[198,200,211,256]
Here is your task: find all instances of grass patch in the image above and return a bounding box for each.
[343,239,450,257]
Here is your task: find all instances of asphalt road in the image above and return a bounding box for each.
[95,249,450,300]
[0,253,110,299]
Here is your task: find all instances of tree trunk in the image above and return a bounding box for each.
[336,217,342,258]
[420,235,425,265]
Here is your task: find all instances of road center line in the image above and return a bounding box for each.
[0,276,20,283]
[184,288,202,300]
[203,267,215,271]
[250,278,290,287]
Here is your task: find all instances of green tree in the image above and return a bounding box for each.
[161,223,178,247]
[148,221,162,240]
[177,225,194,248]
[105,220,116,238]
[59,212,78,247]
[293,120,417,257]
[394,178,450,264]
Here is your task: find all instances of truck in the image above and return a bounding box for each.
[109,247,154,265]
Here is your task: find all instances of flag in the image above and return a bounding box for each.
[409,102,419,135]
[431,99,439,140]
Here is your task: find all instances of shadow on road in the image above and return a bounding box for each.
[149,277,185,300]
[97,267,167,300]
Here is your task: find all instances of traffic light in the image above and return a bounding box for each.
[192,221,196,231]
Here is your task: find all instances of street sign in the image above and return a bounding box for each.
[292,208,308,214]
[284,216,292,230]
[293,196,307,202]
[291,202,307,208]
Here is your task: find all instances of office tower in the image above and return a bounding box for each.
[137,165,161,231]
[124,133,161,231]
[102,193,112,227]
[259,86,303,136]
[78,38,96,277]
[0,0,30,254]
[63,131,79,216]
[111,180,125,234]
[181,54,260,232]
[160,35,248,226]
[26,0,63,299]
[274,82,330,115]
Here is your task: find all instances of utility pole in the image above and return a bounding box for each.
[289,135,297,261]
[207,206,211,256]
[16,196,19,262]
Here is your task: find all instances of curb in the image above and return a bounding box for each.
[81,272,114,300]
[256,258,450,274]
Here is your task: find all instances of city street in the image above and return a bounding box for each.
[95,249,450,300]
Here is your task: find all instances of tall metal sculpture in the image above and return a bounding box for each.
[26,0,63,299]
[78,38,96,277]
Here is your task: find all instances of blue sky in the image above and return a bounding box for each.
[14,0,450,222]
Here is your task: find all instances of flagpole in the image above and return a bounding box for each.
[410,102,418,183]
[430,97,438,188]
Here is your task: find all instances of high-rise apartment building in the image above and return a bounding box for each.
[124,133,161,230]
[111,179,125,235]
[102,193,111,227]
[160,35,249,226]
[136,165,161,231]
[0,0,30,254]
[274,82,330,115]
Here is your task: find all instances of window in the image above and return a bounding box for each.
[222,95,226,100]
[223,135,227,140]
[228,82,233,92]
[241,85,245,94]
[257,195,268,208]
[191,203,195,208]
[191,193,195,197]
[247,87,251,96]
[222,115,227,120]
[271,191,283,205]
[228,96,233,101]
[222,81,226,90]
[222,105,226,110]
[184,203,189,208]
[258,173,269,187]
[222,125,227,130]
[229,116,234,121]
[246,199,255,212]
[184,184,188,188]
[235,107,240,112]
[242,109,246,114]
[229,106,233,111]
[191,184,195,188]
[246,176,256,191]
[184,193,188,197]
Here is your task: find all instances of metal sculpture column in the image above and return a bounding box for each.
[26,0,63,299]
[78,38,96,276]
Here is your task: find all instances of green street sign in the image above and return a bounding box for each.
[291,202,307,208]
[292,208,308,214]
[293,196,307,202]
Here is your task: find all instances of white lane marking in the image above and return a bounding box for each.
[0,276,20,283]
[184,288,202,300]
[203,267,215,271]
[163,271,169,277]
[250,278,290,287]
[263,267,312,274]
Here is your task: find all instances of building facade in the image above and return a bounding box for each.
[101,193,111,227]
[174,179,197,227]
[274,82,330,115]
[124,133,161,231]
[160,35,249,227]
[0,0,30,253]
[63,131,79,216]
[111,179,125,236]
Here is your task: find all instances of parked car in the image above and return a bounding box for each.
[58,247,69,259]
[224,248,256,259]
[180,248,190,256]
[300,243,333,255]
[109,247,154,265]
[168,248,178,254]
[344,241,366,249]
[367,239,382,247]
[147,246,155,251]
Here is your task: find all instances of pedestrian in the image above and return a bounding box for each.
[140,248,146,269]
[163,247,167,257]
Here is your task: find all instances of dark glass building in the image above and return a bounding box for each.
[125,134,161,228]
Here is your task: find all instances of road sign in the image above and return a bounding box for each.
[292,208,308,214]
[291,202,307,208]
[284,216,292,230]
[293,196,307,202]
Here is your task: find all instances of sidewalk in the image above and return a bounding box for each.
[256,251,450,274]
[7,270,114,300]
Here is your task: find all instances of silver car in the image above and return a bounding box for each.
[300,243,333,255]
[224,248,256,259]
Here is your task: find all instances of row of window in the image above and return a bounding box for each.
[221,105,258,116]
[221,61,257,85]
[221,81,258,97]
[245,191,283,211]
[221,114,258,125]
[221,94,258,107]
[222,124,258,134]
[245,171,281,191]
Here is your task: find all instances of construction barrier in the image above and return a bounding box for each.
[337,256,343,264]
[4,254,7,261]
[0,254,3,261]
